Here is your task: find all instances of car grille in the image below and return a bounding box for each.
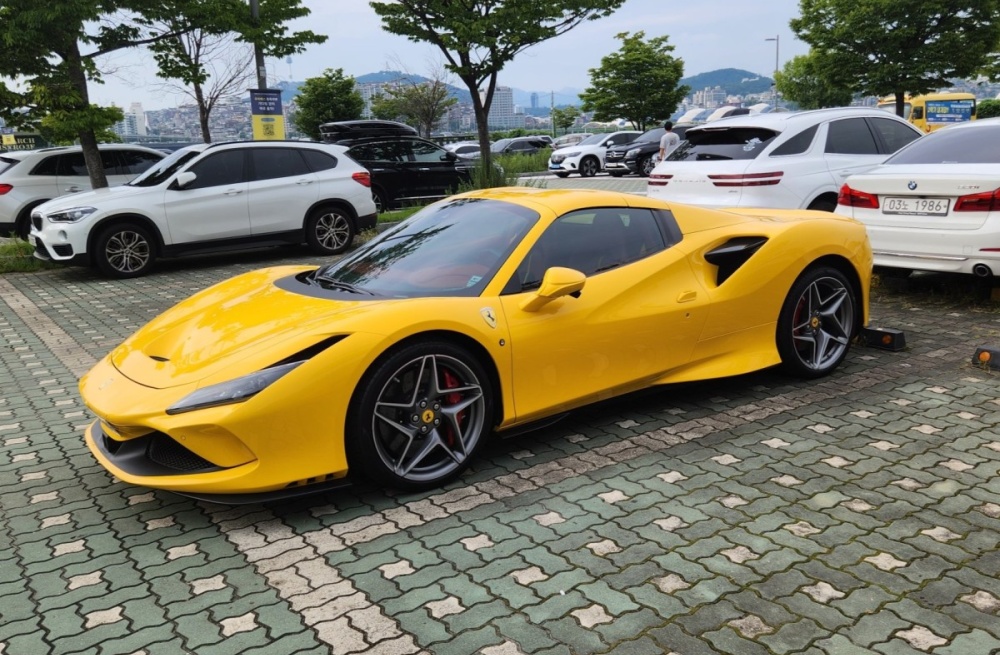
[605,151,625,163]
[550,154,565,164]
[147,433,217,472]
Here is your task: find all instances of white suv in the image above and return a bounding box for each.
[547,131,641,178]
[0,144,165,239]
[647,107,922,211]
[30,141,377,278]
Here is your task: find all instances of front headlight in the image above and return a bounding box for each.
[46,206,98,223]
[166,361,303,415]
[626,148,641,158]
[562,151,581,158]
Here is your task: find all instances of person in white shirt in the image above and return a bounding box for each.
[658,121,680,162]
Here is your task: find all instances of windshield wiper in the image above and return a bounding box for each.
[311,272,374,295]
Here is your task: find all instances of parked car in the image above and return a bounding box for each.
[547,131,641,178]
[443,141,481,159]
[552,133,592,149]
[0,144,165,239]
[604,124,695,177]
[490,136,550,157]
[835,118,1000,278]
[78,187,871,499]
[29,141,376,278]
[321,120,474,213]
[647,107,923,211]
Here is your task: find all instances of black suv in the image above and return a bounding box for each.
[320,120,473,212]
[603,123,693,177]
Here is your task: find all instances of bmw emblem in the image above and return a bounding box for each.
[907,181,918,191]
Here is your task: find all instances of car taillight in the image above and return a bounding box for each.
[707,171,783,187]
[0,184,12,195]
[351,171,371,188]
[648,174,673,187]
[954,189,1000,212]
[837,184,879,209]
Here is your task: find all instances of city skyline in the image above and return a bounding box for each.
[87,0,809,110]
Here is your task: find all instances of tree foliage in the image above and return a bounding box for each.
[774,53,853,109]
[550,105,580,132]
[370,0,627,176]
[370,79,457,137]
[579,31,688,131]
[292,68,365,140]
[790,0,1000,116]
[977,98,1000,119]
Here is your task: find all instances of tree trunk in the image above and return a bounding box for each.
[66,40,108,189]
[195,83,211,143]
[465,73,496,181]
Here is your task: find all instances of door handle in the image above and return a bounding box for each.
[66,186,83,193]
[224,188,243,196]
[296,179,314,185]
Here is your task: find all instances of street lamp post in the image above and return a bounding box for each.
[765,35,779,110]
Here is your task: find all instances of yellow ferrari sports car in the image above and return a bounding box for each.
[80,187,871,502]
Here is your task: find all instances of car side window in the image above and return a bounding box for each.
[410,140,446,163]
[510,207,668,292]
[100,150,123,176]
[184,150,246,189]
[301,149,338,172]
[770,125,818,156]
[118,150,163,175]
[58,153,91,176]
[30,155,62,176]
[825,118,879,155]
[250,148,311,181]
[867,117,921,153]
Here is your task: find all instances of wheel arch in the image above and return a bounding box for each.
[806,192,839,212]
[305,198,358,231]
[15,199,49,238]
[87,213,165,263]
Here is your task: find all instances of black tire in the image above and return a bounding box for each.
[579,156,600,178]
[777,266,856,378]
[639,156,655,177]
[306,205,354,255]
[94,223,155,279]
[554,172,569,179]
[372,188,389,214]
[347,340,495,491]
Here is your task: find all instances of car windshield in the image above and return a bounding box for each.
[885,124,1000,165]
[490,139,513,152]
[575,133,607,147]
[310,197,539,298]
[633,127,665,144]
[128,147,203,187]
[667,127,778,161]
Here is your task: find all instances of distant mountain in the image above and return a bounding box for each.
[680,68,775,96]
[355,71,473,104]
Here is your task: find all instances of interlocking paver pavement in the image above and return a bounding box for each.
[3,182,1000,653]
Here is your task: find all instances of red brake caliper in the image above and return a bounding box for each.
[441,368,464,447]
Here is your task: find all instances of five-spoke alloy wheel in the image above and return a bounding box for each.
[348,341,495,490]
[777,266,857,378]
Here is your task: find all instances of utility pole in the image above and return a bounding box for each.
[250,0,267,90]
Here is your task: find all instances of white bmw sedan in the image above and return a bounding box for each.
[836,118,1000,278]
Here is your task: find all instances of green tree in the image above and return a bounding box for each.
[791,0,1000,116]
[369,79,457,137]
[774,52,853,109]
[370,0,627,177]
[292,68,364,140]
[580,31,688,131]
[978,98,1000,119]
[550,105,580,132]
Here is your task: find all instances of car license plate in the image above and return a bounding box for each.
[882,197,949,216]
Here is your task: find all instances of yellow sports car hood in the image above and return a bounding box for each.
[110,266,377,389]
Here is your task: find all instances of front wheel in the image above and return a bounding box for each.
[579,156,600,178]
[306,206,354,254]
[347,341,495,491]
[94,223,155,278]
[639,156,656,177]
[777,267,856,378]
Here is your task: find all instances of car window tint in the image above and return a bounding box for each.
[668,128,777,161]
[58,153,90,176]
[410,140,445,163]
[868,117,921,153]
[513,207,667,290]
[352,141,406,162]
[825,118,878,154]
[185,150,246,189]
[301,149,338,172]
[250,148,311,181]
[100,150,123,175]
[886,124,1000,164]
[29,155,62,176]
[770,125,818,156]
[118,150,163,175]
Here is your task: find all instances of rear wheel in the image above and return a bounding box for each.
[777,266,856,378]
[347,340,495,491]
[372,188,389,214]
[94,223,155,279]
[579,156,600,178]
[639,156,655,177]
[306,206,354,254]
[807,196,837,212]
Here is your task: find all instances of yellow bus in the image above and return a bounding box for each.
[877,92,977,132]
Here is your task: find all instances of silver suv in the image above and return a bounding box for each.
[0,144,165,239]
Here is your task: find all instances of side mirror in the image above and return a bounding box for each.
[520,266,586,312]
[173,171,197,189]
[443,151,458,162]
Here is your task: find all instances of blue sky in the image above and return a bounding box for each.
[90,0,810,110]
